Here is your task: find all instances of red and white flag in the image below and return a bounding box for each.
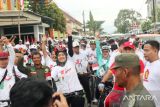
[21,0,24,10]
[92,63,99,71]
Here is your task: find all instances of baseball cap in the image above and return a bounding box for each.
[0,52,9,59]
[25,41,30,45]
[73,41,80,47]
[111,53,140,69]
[90,40,96,44]
[80,42,86,45]
[123,41,135,50]
[102,45,110,51]
[29,45,37,50]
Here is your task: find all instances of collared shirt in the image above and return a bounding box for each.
[28,65,50,81]
[121,83,156,107]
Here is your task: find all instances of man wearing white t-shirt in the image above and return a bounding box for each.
[72,41,91,106]
[87,40,97,63]
[80,43,88,56]
[14,40,27,52]
[0,37,18,107]
[143,40,160,107]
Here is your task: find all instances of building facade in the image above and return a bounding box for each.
[62,10,83,36]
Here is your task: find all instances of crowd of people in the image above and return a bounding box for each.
[0,29,160,107]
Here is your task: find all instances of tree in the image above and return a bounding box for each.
[29,1,66,33]
[86,11,104,35]
[141,20,152,33]
[114,9,142,33]
[156,8,160,22]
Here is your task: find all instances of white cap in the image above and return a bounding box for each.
[29,45,37,50]
[25,41,30,45]
[73,41,80,47]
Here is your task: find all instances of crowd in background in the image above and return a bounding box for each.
[0,29,160,107]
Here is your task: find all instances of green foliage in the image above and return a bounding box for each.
[24,0,29,10]
[141,20,152,32]
[86,11,104,35]
[114,9,141,33]
[29,1,66,33]
[156,7,160,22]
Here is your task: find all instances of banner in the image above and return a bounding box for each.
[7,0,11,10]
[16,0,20,10]
[0,0,3,11]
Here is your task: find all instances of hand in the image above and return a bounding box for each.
[0,39,4,46]
[52,92,69,107]
[95,32,100,39]
[1,36,9,45]
[98,83,105,93]
[66,25,72,36]
[42,35,47,42]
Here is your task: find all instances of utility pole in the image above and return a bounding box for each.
[82,10,86,35]
[17,0,21,40]
[153,0,156,33]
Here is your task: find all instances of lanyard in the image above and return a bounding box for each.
[0,70,8,85]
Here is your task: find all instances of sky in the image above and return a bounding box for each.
[54,0,148,34]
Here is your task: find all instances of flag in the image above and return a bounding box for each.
[20,0,24,10]
[58,31,60,40]
[27,35,29,42]
[0,0,3,10]
[92,63,99,71]
[31,37,35,44]
[24,36,26,43]
[46,33,49,38]
[16,0,20,10]
[49,28,54,39]
[7,0,11,10]
[2,0,7,10]
[31,37,34,44]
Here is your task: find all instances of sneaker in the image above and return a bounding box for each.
[88,103,91,107]
[92,99,98,104]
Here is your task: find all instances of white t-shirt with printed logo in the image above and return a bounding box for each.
[51,60,83,94]
[72,52,88,74]
[45,55,57,71]
[0,44,15,101]
[143,59,160,107]
[86,48,97,64]
[80,49,88,56]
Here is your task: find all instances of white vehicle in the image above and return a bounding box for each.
[137,34,160,42]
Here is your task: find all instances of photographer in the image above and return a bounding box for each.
[10,78,69,107]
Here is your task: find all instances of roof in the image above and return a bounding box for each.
[61,9,82,26]
[0,10,54,26]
